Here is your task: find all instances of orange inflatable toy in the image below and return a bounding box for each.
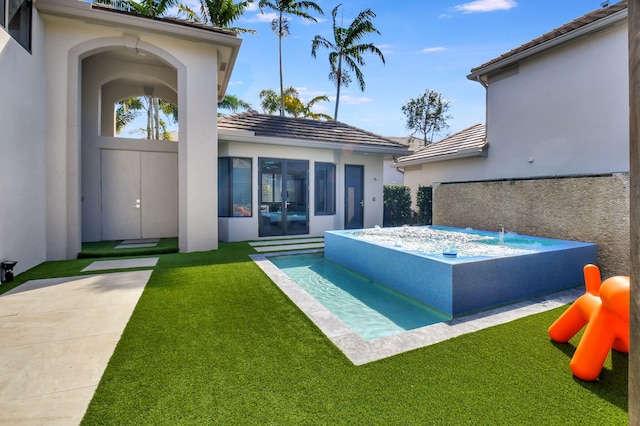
[548,264,629,381]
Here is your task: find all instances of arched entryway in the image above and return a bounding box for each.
[77,43,180,243]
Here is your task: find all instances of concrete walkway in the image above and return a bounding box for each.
[0,268,153,425]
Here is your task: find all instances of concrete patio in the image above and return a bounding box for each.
[0,260,155,425]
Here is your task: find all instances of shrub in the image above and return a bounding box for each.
[416,185,433,225]
[383,185,412,226]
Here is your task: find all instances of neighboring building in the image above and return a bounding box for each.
[396,124,487,204]
[396,1,630,277]
[384,136,423,185]
[217,112,408,241]
[0,0,408,275]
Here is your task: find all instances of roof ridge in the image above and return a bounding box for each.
[470,0,627,74]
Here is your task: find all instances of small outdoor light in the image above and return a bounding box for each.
[1,261,18,283]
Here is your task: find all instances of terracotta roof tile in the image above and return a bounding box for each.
[470,1,627,74]
[395,124,487,165]
[218,111,408,149]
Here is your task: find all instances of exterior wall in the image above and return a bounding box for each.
[218,141,386,241]
[433,174,630,279]
[485,22,628,180]
[42,13,222,258]
[402,21,629,204]
[0,14,48,274]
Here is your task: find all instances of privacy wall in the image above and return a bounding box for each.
[433,174,630,279]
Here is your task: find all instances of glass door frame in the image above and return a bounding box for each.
[258,158,309,237]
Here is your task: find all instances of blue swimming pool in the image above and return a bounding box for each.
[269,254,450,340]
[325,226,597,316]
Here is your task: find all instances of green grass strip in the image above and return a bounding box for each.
[10,243,628,424]
[78,238,178,258]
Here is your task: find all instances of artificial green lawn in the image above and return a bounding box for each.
[11,243,628,424]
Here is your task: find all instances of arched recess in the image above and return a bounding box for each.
[65,36,187,256]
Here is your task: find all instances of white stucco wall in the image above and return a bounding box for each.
[403,20,629,197]
[218,140,386,241]
[0,16,47,274]
[40,11,229,258]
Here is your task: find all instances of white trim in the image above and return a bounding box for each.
[218,131,410,156]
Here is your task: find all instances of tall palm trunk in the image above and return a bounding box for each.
[334,55,342,120]
[146,95,153,139]
[278,10,285,116]
[153,97,160,139]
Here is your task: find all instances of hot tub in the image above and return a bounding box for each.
[324,226,596,317]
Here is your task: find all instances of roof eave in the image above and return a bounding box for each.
[466,8,628,82]
[394,144,489,167]
[218,130,410,156]
[36,0,242,101]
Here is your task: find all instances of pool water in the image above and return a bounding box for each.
[269,254,451,341]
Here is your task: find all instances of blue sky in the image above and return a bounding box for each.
[214,0,611,139]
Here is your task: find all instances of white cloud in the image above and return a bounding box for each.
[339,95,374,105]
[454,0,517,13]
[297,87,332,98]
[377,44,395,55]
[246,11,277,23]
[422,46,447,53]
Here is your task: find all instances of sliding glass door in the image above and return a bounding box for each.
[259,158,309,237]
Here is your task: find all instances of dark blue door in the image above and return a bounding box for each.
[344,165,364,229]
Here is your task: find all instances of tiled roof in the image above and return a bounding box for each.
[394,124,487,166]
[91,2,237,36]
[470,1,627,75]
[218,111,408,149]
[386,136,423,152]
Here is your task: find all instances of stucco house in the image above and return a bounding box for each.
[396,1,630,277]
[217,112,408,241]
[1,0,408,275]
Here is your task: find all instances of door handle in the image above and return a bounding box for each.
[360,200,364,207]
[134,199,141,209]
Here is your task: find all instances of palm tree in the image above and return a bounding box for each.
[258,0,323,116]
[259,87,331,119]
[218,94,252,114]
[311,4,385,120]
[95,0,177,16]
[177,0,256,34]
[259,87,298,115]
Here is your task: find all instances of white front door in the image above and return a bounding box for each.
[101,150,178,240]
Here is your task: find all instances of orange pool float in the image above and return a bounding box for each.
[548,264,629,381]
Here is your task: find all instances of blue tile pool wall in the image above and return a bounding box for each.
[324,232,454,316]
[324,228,597,317]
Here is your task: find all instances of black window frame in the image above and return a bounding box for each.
[2,0,32,52]
[218,157,253,218]
[314,162,336,215]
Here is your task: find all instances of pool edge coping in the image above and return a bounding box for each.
[250,252,582,366]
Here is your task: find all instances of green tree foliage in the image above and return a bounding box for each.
[258,0,324,116]
[401,89,452,146]
[259,87,332,119]
[178,0,256,34]
[383,185,412,227]
[115,97,177,140]
[311,4,385,120]
[218,94,253,114]
[416,185,433,225]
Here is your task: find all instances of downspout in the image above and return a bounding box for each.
[475,75,488,89]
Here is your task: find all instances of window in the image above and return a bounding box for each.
[219,158,252,217]
[3,0,32,52]
[314,162,336,215]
